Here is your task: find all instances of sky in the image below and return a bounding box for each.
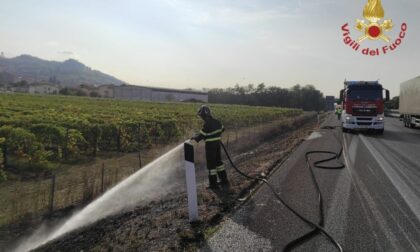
[0,0,419,96]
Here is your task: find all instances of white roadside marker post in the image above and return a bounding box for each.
[184,141,198,222]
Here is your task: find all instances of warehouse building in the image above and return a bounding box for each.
[113,85,208,102]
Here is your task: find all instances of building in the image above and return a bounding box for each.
[97,85,114,98]
[78,84,97,96]
[28,83,60,94]
[113,85,208,102]
[325,96,336,111]
[9,83,29,93]
[150,87,208,102]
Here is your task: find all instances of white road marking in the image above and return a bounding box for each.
[347,134,359,162]
[342,135,400,251]
[319,168,352,251]
[359,135,420,219]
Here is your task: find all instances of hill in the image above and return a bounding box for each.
[0,55,124,87]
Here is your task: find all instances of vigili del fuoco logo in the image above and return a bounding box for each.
[341,0,407,56]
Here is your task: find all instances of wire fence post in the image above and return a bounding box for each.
[138,150,142,169]
[2,144,7,168]
[49,174,56,215]
[154,122,158,145]
[117,127,121,152]
[115,167,119,184]
[226,134,230,152]
[101,163,105,193]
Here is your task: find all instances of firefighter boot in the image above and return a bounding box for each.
[217,170,231,191]
[207,174,219,190]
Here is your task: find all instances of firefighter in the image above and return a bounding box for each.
[336,106,343,120]
[191,105,230,190]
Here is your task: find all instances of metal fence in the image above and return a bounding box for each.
[0,113,316,228]
[385,109,400,118]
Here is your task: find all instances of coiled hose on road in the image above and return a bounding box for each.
[220,126,345,251]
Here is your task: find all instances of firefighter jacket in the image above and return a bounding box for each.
[193,117,224,143]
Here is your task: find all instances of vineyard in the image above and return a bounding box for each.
[0,93,302,175]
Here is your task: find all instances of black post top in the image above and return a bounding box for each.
[184,142,194,162]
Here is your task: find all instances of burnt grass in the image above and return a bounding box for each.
[32,114,320,252]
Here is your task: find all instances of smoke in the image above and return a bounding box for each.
[13,143,185,252]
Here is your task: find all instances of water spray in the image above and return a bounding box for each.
[14,143,185,252]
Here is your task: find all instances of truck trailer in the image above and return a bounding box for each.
[340,80,390,134]
[325,96,336,111]
[400,76,420,128]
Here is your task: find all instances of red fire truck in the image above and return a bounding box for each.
[340,81,390,134]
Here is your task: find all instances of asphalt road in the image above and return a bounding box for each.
[204,114,420,252]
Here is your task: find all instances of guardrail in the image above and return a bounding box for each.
[385,109,400,118]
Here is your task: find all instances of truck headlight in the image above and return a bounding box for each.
[346,116,351,121]
[378,117,384,121]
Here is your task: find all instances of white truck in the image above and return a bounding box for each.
[400,76,420,128]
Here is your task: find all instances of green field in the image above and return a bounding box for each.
[0,93,302,174]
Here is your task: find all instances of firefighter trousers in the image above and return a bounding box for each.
[205,141,228,186]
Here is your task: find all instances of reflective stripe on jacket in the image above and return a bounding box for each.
[195,117,224,143]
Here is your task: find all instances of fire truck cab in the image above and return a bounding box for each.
[340,81,390,134]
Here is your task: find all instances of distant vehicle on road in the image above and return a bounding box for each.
[400,76,420,128]
[325,96,336,111]
[340,80,390,134]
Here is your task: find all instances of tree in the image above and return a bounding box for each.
[59,88,70,95]
[208,83,325,111]
[256,83,265,93]
[385,96,399,110]
[76,90,87,96]
[90,91,101,98]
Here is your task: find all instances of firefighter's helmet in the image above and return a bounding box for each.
[197,105,211,118]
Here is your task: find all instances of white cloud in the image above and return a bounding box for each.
[58,51,73,55]
[162,0,301,27]
[46,41,58,46]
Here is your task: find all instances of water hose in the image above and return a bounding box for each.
[220,126,345,251]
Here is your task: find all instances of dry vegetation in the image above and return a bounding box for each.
[23,113,320,252]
